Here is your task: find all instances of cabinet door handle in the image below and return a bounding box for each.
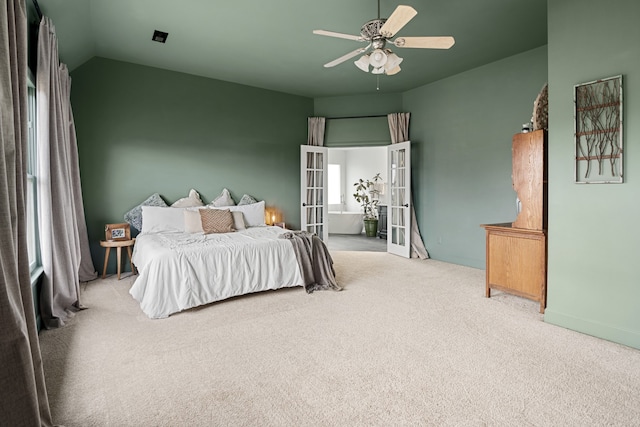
[302,203,307,207]
[403,204,409,208]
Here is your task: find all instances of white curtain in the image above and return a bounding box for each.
[0,1,54,424]
[388,113,429,259]
[307,116,325,146]
[37,16,96,329]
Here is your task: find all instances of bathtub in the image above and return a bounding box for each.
[328,211,364,234]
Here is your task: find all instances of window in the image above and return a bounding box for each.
[26,76,40,273]
[328,164,342,205]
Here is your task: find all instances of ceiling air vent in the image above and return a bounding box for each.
[152,30,168,43]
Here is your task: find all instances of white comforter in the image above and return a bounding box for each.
[129,226,304,318]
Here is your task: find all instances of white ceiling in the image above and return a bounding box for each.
[37,0,547,98]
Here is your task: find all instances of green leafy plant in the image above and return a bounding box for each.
[353,173,382,220]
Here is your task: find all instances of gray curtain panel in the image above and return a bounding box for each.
[307,116,326,146]
[387,113,429,259]
[37,16,96,329]
[387,112,410,144]
[64,61,96,283]
[0,1,55,425]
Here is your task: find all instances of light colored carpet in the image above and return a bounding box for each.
[39,252,640,426]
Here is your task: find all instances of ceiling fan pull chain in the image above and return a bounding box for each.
[377,75,380,91]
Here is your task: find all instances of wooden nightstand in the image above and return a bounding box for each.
[100,238,137,280]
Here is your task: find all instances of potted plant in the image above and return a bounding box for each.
[353,173,382,237]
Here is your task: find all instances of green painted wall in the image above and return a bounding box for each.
[72,58,313,273]
[325,117,390,147]
[545,0,640,349]
[315,93,402,147]
[403,46,548,268]
[314,93,403,118]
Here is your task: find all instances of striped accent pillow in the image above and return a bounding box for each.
[199,209,234,234]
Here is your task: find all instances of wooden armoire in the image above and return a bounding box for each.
[482,130,547,313]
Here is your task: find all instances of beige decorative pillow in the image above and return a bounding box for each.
[184,209,204,233]
[208,188,236,207]
[199,209,234,234]
[172,189,204,208]
[231,211,246,230]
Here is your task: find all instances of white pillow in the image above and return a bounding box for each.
[171,189,204,208]
[141,206,185,234]
[213,200,265,227]
[208,188,236,207]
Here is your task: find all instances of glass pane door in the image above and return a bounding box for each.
[387,141,411,258]
[300,146,328,241]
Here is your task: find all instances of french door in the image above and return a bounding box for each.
[300,146,328,241]
[387,141,411,258]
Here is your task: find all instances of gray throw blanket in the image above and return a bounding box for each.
[279,231,342,294]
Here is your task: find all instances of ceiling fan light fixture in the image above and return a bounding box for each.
[354,54,371,72]
[369,49,388,68]
[384,50,403,71]
[314,3,454,82]
[386,65,401,76]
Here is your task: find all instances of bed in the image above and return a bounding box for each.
[130,226,305,318]
[128,203,306,318]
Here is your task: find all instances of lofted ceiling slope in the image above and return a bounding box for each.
[38,0,547,98]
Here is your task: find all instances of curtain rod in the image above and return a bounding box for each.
[322,114,389,120]
[31,0,43,19]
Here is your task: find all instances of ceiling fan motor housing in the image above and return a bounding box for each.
[361,19,387,41]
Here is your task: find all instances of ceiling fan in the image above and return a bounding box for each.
[313,2,455,76]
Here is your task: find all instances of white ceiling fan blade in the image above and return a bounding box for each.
[313,29,364,42]
[323,46,369,68]
[379,5,417,38]
[393,36,456,49]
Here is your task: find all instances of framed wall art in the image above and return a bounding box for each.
[574,75,623,183]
